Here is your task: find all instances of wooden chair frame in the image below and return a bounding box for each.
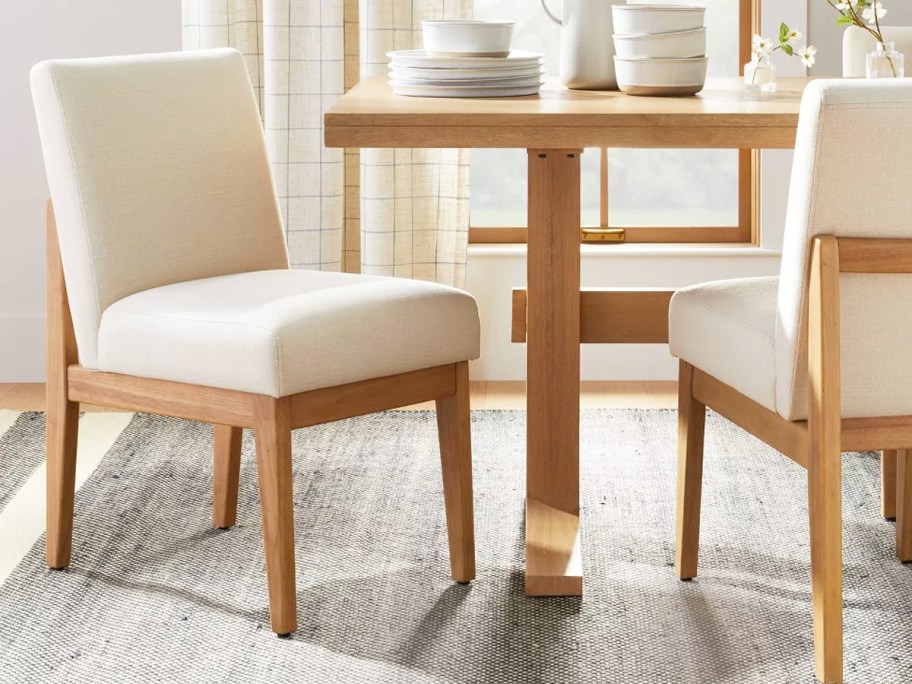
[45,202,475,636]
[675,235,912,684]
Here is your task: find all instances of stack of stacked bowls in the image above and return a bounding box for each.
[611,4,707,96]
[387,20,545,98]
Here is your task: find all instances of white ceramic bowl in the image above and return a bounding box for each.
[612,5,706,36]
[614,56,708,96]
[613,27,706,60]
[421,20,514,58]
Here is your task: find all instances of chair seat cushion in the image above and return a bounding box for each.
[97,270,480,397]
[669,276,779,412]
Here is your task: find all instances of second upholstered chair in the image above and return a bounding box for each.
[31,49,479,636]
[844,25,912,521]
[669,79,912,684]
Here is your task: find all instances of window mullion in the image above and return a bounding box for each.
[600,147,609,228]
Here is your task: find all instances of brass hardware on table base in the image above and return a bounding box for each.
[581,228,625,243]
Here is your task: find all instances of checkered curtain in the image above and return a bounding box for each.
[182,0,472,286]
[359,1,472,286]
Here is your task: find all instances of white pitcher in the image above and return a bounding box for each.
[541,0,624,90]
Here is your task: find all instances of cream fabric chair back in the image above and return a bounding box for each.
[31,49,289,368]
[776,79,912,420]
[843,25,912,77]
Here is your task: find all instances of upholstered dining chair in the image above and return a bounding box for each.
[669,79,912,684]
[844,26,912,523]
[31,49,480,637]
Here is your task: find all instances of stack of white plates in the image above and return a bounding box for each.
[388,49,545,98]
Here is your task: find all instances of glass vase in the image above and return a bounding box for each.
[744,54,777,94]
[867,42,905,79]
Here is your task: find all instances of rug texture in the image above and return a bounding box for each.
[0,410,910,683]
[0,412,45,514]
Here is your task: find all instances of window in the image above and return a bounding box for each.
[470,0,758,244]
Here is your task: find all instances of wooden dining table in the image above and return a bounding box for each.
[324,76,809,597]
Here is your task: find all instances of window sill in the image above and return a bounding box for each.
[468,243,783,258]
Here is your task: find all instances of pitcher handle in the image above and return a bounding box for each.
[540,0,562,26]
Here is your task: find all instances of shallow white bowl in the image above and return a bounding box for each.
[613,27,706,60]
[422,20,515,58]
[612,5,706,36]
[614,56,708,96]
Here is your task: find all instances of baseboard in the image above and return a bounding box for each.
[0,315,45,382]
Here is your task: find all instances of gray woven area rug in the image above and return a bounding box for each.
[0,410,910,683]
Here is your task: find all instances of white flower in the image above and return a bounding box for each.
[752,34,774,55]
[799,45,818,68]
[862,2,887,24]
[836,0,856,9]
[787,28,803,42]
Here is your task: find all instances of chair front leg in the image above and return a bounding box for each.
[46,391,79,569]
[807,433,843,684]
[434,361,476,584]
[46,201,80,570]
[213,425,243,529]
[807,235,843,684]
[675,360,706,580]
[253,397,297,636]
[896,449,912,562]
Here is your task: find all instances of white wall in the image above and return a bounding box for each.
[0,1,181,381]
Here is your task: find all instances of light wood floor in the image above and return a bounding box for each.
[0,381,678,412]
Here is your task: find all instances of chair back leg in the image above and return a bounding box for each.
[46,201,80,569]
[675,360,706,580]
[896,449,912,562]
[882,450,898,520]
[213,425,243,529]
[434,361,476,583]
[253,396,297,635]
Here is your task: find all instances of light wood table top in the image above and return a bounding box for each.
[325,76,811,149]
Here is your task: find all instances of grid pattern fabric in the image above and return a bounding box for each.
[182,0,472,285]
[182,0,265,113]
[183,1,345,271]
[360,0,472,286]
[343,0,362,273]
